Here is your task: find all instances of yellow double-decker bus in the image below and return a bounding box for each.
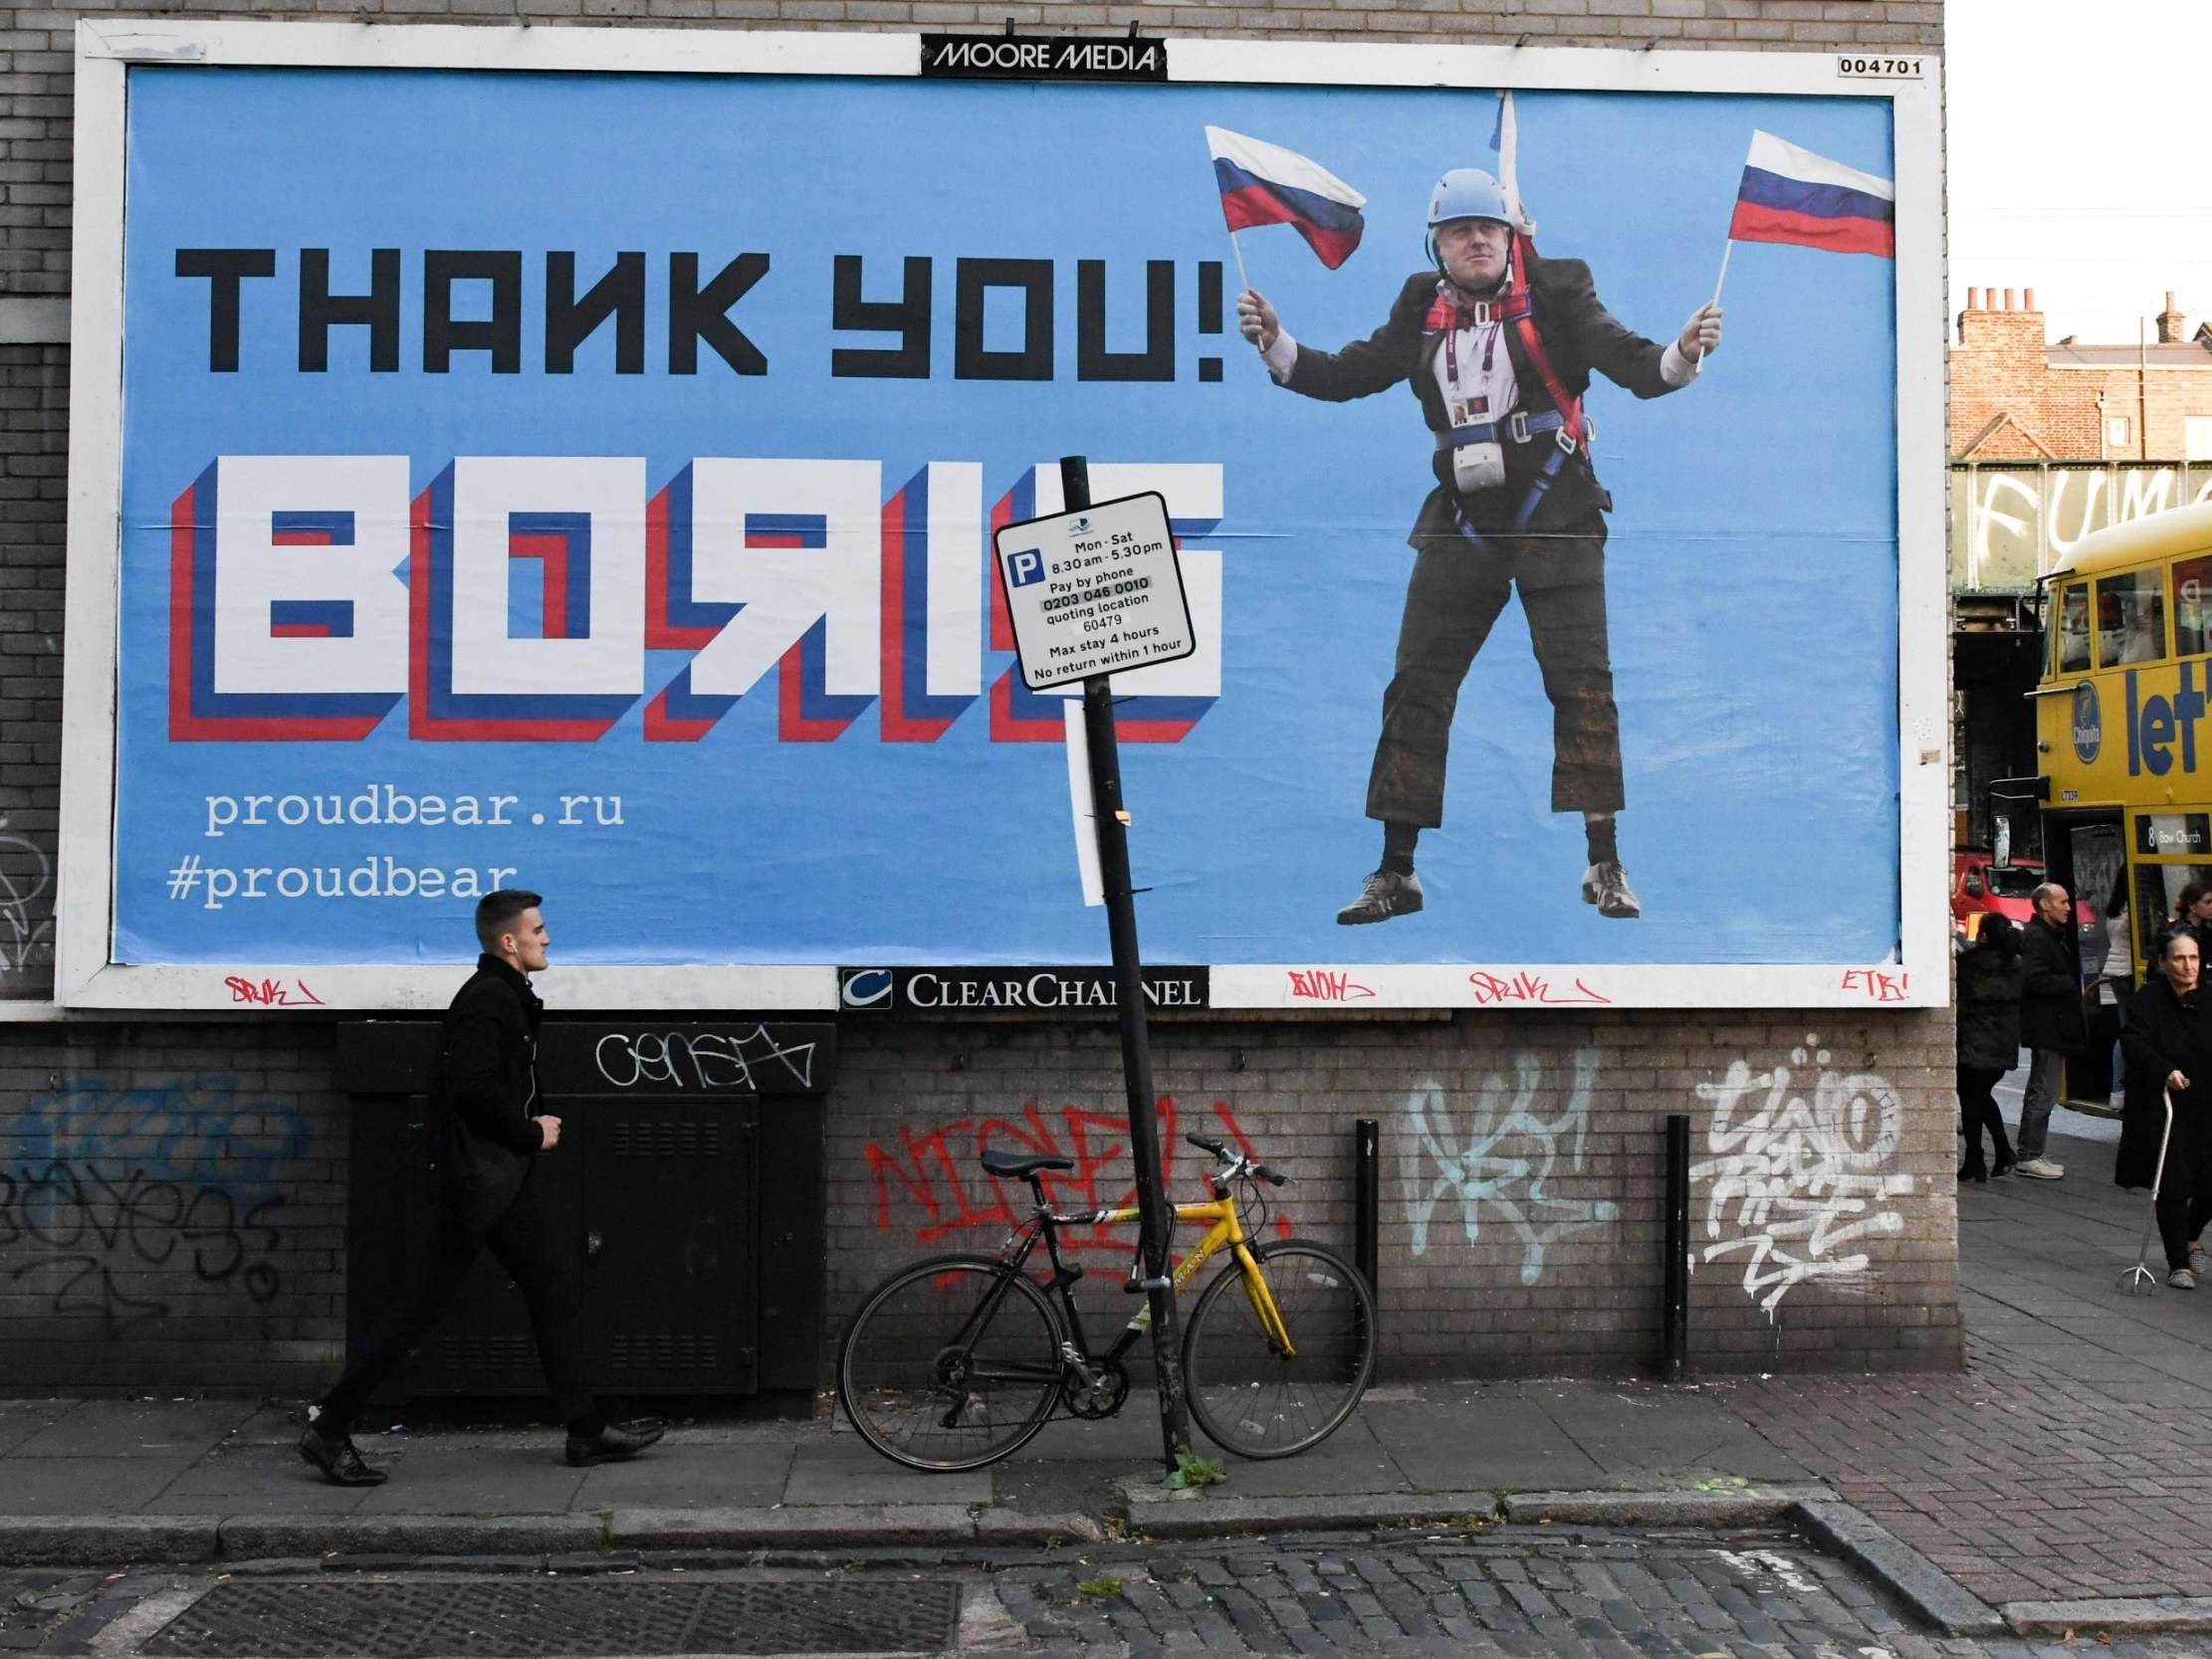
[2031,500,2212,1111]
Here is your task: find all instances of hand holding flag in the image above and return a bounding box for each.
[1695,130,1894,371]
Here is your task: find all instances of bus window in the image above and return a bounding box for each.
[2174,554,2212,656]
[2137,864,2212,941]
[2097,570,2165,666]
[2057,583,2091,674]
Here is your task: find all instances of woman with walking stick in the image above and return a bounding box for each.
[2120,930,2212,1289]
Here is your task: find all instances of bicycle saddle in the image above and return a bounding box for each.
[980,1150,1075,1177]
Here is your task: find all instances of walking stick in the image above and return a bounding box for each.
[2120,1089,2176,1295]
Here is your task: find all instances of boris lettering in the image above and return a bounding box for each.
[170,455,1224,744]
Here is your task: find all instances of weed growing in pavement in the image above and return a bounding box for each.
[1165,1449,1226,1490]
[1075,1574,1124,1597]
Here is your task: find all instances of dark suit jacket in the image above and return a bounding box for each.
[1276,255,1677,544]
[2019,916,2087,1056]
[431,953,547,1234]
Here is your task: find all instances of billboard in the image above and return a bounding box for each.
[59,22,1946,1009]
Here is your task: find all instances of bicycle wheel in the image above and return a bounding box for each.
[838,1254,1064,1471]
[1183,1237,1377,1459]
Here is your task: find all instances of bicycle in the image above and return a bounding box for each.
[838,1132,1378,1472]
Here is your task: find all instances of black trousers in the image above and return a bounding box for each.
[1955,1065,2012,1170]
[2157,1112,2212,1272]
[1366,516,1624,827]
[315,1173,599,1438]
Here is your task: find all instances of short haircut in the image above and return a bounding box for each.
[1975,913,2018,954]
[475,888,544,953]
[2030,882,2067,909]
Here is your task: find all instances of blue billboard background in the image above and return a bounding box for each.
[114,65,1899,967]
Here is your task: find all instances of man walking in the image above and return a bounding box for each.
[300,890,662,1485]
[1237,167,1720,925]
[2016,881,2086,1180]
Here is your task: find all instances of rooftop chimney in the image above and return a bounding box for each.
[2157,290,2188,343]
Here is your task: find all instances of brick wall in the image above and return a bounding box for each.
[0,0,1953,1395]
[1951,289,2212,462]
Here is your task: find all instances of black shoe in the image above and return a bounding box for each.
[1337,867,1423,926]
[1958,1159,1987,1182]
[565,1421,665,1468]
[299,1423,388,1487]
[1581,861,1641,920]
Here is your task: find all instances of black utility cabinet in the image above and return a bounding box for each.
[337,1020,834,1402]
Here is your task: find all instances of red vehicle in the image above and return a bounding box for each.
[1952,851,2044,938]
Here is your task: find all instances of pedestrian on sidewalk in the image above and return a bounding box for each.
[2119,929,2212,1290]
[1956,913,2021,1181]
[2015,881,2084,1180]
[299,890,664,1486]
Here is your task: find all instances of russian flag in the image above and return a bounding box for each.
[1728,130,1894,259]
[1205,126,1366,270]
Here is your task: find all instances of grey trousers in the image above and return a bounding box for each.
[2019,1049,2066,1161]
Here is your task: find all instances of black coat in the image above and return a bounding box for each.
[1955,942,2023,1073]
[1278,255,1676,548]
[2119,974,2212,1188]
[2019,916,2087,1055]
[431,953,547,1234]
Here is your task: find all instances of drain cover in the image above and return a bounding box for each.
[143,1577,962,1658]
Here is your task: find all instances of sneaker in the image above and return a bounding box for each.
[2191,1245,2210,1275]
[1580,861,1642,920]
[2172,1267,2199,1290]
[1336,867,1423,926]
[2013,1156,2066,1180]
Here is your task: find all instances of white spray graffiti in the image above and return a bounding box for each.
[1690,1035,1914,1318]
[1401,1045,1620,1285]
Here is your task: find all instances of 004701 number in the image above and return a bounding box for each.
[1836,55,1924,78]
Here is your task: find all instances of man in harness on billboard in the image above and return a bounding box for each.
[1237,168,1722,926]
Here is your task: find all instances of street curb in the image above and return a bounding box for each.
[605,1505,1102,1549]
[0,1515,220,1566]
[1121,1489,1502,1538]
[218,1514,604,1560]
[1789,1499,2010,1640]
[2004,1597,2212,1637]
[1502,1487,1830,1529]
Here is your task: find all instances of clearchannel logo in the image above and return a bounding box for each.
[839,968,895,1009]
[2072,681,2101,764]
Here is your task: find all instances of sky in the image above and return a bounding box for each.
[1946,0,2209,344]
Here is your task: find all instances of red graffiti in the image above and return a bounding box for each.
[224,976,326,1007]
[1841,967,1909,1002]
[1467,970,1610,1006]
[864,1096,1289,1256]
[1287,969,1375,1001]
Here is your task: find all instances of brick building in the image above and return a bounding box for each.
[0,4,1955,1401]
[1952,286,2212,465]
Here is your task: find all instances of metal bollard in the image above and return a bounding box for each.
[1663,1113,1689,1381]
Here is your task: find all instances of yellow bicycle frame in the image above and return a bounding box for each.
[1073,1192,1296,1354]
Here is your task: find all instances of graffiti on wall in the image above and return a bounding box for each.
[1953,463,2212,591]
[1690,1034,1914,1317]
[1398,1046,1620,1285]
[864,1096,1289,1258]
[0,815,55,989]
[0,1075,310,1335]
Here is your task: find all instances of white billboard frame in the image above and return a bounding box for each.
[59,19,1946,1011]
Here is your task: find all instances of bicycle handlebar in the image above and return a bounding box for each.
[1185,1133,1290,1186]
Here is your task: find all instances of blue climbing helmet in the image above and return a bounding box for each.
[1425,168,1517,267]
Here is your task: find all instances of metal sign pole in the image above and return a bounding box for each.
[1060,453,1191,1470]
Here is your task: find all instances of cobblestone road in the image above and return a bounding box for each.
[12,1533,2212,1659]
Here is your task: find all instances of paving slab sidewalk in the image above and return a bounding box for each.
[4,1116,2209,1638]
